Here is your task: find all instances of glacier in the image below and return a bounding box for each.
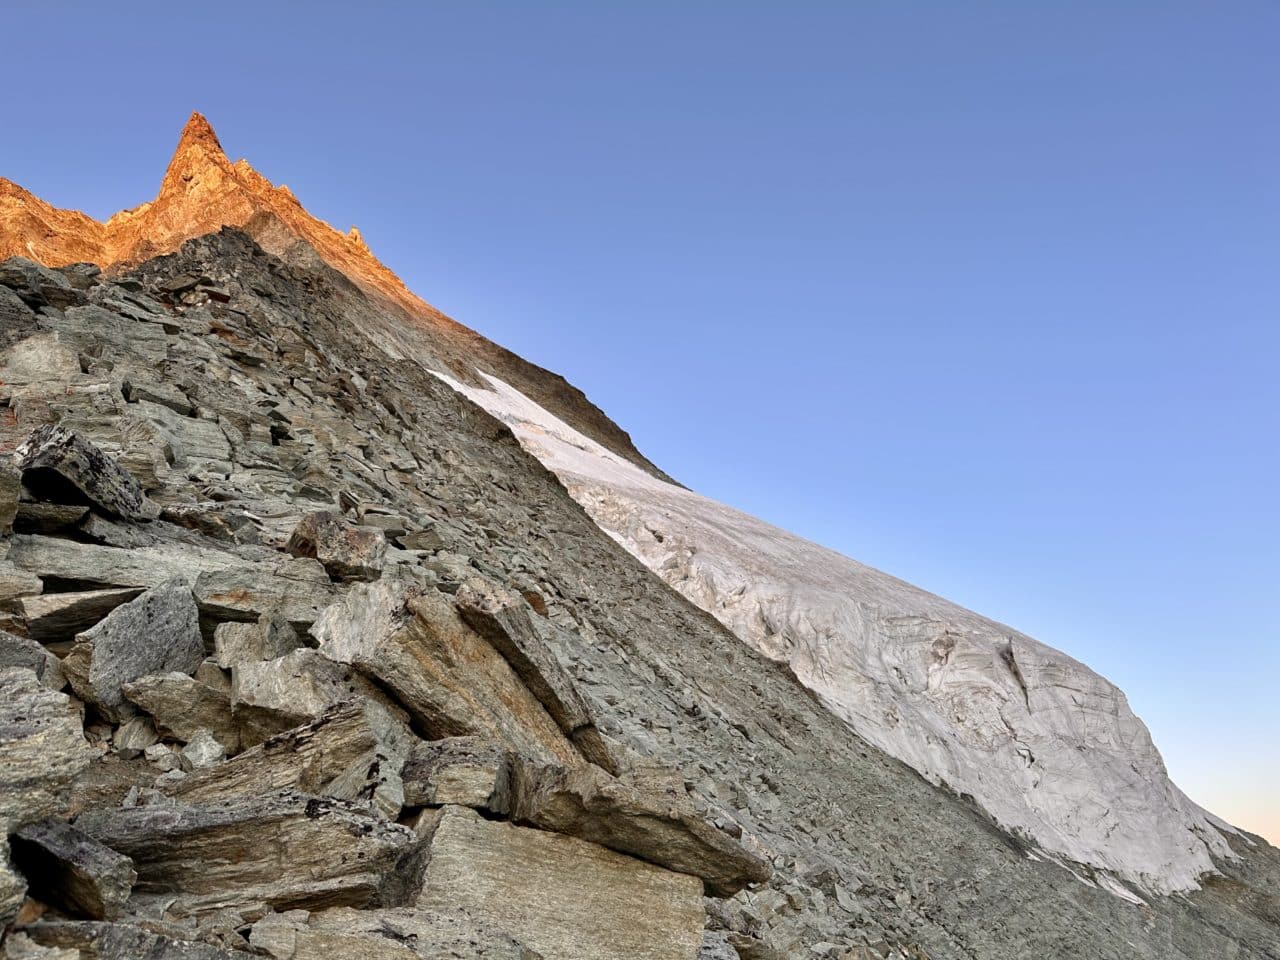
[437,369,1241,898]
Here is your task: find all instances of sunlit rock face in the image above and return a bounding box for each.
[440,371,1240,898]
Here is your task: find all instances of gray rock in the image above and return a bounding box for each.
[19,920,249,959]
[13,502,91,535]
[16,588,144,643]
[0,561,42,605]
[286,510,386,582]
[0,282,39,350]
[455,578,615,771]
[111,716,158,759]
[7,535,239,592]
[0,630,65,689]
[0,668,93,834]
[0,257,86,309]
[9,818,136,920]
[122,672,243,754]
[16,425,159,522]
[415,805,704,960]
[193,559,334,632]
[211,615,300,669]
[401,737,513,810]
[180,731,226,770]
[0,459,20,535]
[1,838,27,930]
[507,757,770,897]
[249,906,543,960]
[74,791,417,917]
[62,579,204,721]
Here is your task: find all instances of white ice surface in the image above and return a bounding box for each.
[437,370,1239,896]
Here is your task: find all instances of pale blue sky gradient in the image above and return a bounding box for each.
[2,3,1275,840]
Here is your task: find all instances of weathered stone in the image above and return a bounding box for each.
[249,906,541,960]
[508,758,770,897]
[415,805,704,960]
[13,502,91,534]
[0,561,42,604]
[16,425,158,522]
[6,535,238,591]
[397,527,445,552]
[312,580,581,766]
[123,379,194,416]
[9,818,136,920]
[111,716,158,759]
[211,615,299,669]
[455,578,614,771]
[62,580,203,721]
[16,588,143,642]
[75,791,417,917]
[0,257,86,309]
[180,730,226,770]
[193,558,334,631]
[20,920,248,959]
[122,672,243,753]
[167,703,382,808]
[401,736,513,810]
[0,460,20,534]
[0,282,39,351]
[286,510,386,582]
[1,838,27,929]
[0,668,93,833]
[0,630,64,689]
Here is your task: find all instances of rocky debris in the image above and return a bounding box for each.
[121,672,245,754]
[401,737,513,810]
[166,703,383,807]
[211,615,299,669]
[16,589,143,643]
[111,717,158,759]
[180,731,226,770]
[0,630,64,689]
[415,805,704,960]
[9,819,136,920]
[0,462,19,535]
[73,792,416,917]
[285,511,386,582]
[0,668,93,832]
[62,580,204,721]
[0,258,86,309]
[0,284,39,351]
[249,906,542,960]
[15,426,159,522]
[507,758,770,898]
[455,578,614,771]
[193,559,334,631]
[18,921,247,959]
[312,581,581,766]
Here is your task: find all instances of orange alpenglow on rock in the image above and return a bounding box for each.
[0,112,440,324]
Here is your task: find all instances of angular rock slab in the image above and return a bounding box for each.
[10,818,136,920]
[249,907,541,960]
[286,510,386,582]
[415,806,704,960]
[19,921,248,959]
[193,558,334,632]
[16,425,159,522]
[17,588,144,643]
[1,838,26,930]
[509,759,770,897]
[401,736,513,810]
[0,668,93,833]
[63,580,204,722]
[313,580,580,767]
[0,630,65,689]
[74,791,417,917]
[455,578,614,771]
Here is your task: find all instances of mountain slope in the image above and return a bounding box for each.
[1,115,1277,956]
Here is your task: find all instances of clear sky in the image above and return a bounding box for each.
[2,3,1275,842]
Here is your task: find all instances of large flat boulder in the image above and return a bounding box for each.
[415,806,704,960]
[18,920,248,959]
[62,579,204,722]
[9,818,136,920]
[16,425,158,522]
[73,791,417,918]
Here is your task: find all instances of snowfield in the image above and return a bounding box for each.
[438,370,1240,899]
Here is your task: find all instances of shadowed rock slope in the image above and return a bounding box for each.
[0,232,1276,959]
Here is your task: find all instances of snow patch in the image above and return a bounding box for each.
[437,370,1239,896]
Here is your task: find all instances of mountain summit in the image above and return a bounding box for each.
[0,113,1276,958]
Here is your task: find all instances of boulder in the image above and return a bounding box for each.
[16,426,158,522]
[18,921,249,959]
[211,615,300,669]
[16,588,144,643]
[122,672,243,754]
[0,668,93,833]
[508,758,770,897]
[401,736,513,810]
[62,580,204,722]
[0,283,39,350]
[6,535,241,591]
[73,791,417,918]
[0,257,86,309]
[249,906,541,960]
[9,819,136,920]
[286,511,386,582]
[415,805,704,960]
[193,559,334,632]
[312,580,581,767]
[0,630,65,689]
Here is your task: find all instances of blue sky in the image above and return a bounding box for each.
[2,3,1275,840]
